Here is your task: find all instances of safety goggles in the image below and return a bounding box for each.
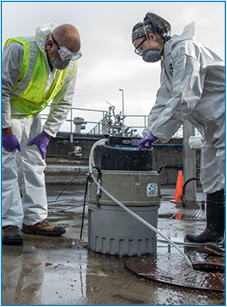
[51,34,82,61]
[134,37,147,56]
[134,23,152,56]
[134,23,164,57]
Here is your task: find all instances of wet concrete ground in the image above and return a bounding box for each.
[2,183,225,305]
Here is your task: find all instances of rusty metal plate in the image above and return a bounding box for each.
[126,253,224,292]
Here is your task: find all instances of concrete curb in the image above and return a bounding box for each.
[45,164,89,184]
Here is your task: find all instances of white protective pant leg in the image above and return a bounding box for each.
[200,135,225,194]
[2,149,24,228]
[2,116,48,227]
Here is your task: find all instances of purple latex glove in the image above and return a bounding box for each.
[139,134,157,150]
[2,134,21,152]
[27,131,51,159]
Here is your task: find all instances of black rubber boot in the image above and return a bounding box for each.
[185,189,225,243]
[205,239,225,257]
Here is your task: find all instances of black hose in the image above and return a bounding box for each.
[53,172,87,201]
[80,175,91,240]
[80,166,102,239]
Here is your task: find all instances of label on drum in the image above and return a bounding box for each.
[147,183,158,197]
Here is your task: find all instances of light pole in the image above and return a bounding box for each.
[119,89,124,136]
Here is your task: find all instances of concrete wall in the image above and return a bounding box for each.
[149,138,200,186]
[46,133,99,158]
[152,139,183,185]
[46,133,201,186]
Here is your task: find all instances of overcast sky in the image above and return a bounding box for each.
[2,1,225,134]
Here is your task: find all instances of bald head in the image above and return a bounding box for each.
[53,24,81,53]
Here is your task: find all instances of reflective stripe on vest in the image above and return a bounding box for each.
[4,36,76,118]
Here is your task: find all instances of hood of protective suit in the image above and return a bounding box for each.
[164,22,195,56]
[35,22,58,55]
[173,21,195,42]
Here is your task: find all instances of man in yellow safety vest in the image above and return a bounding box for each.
[2,22,82,245]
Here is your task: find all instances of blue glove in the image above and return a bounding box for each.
[2,134,21,152]
[139,134,157,150]
[27,131,51,159]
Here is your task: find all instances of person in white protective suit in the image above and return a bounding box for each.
[132,12,225,254]
[2,22,82,245]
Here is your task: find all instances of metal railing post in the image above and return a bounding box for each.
[144,116,146,128]
[70,108,73,143]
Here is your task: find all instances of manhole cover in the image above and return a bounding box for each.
[125,253,224,292]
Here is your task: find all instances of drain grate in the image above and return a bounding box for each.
[125,253,224,292]
[158,201,206,221]
[168,208,206,220]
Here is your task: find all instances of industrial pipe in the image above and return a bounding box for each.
[181,177,200,206]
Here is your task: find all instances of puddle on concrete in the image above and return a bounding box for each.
[2,184,225,305]
[2,235,225,306]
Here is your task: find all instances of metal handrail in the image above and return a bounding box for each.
[40,105,200,138]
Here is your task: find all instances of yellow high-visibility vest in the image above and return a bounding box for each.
[4,36,76,118]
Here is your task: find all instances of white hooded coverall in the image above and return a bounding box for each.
[2,22,78,228]
[143,22,225,194]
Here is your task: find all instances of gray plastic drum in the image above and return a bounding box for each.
[88,170,160,256]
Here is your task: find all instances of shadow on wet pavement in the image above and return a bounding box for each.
[2,183,225,305]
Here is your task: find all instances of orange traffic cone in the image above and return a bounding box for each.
[170,171,184,204]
